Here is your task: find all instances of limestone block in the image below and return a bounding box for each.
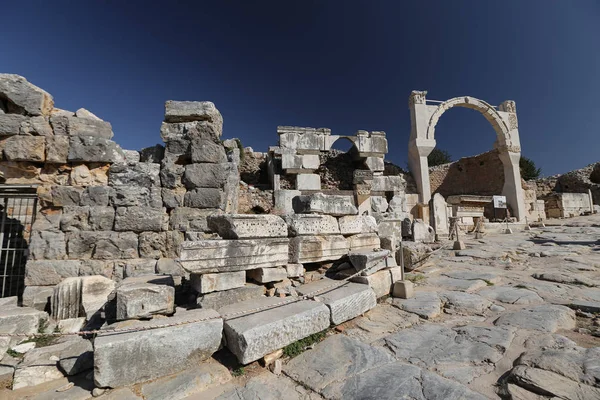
[23,117,53,136]
[285,214,340,236]
[51,275,115,320]
[281,152,303,170]
[156,258,187,277]
[110,185,162,208]
[162,187,185,209]
[397,242,432,271]
[349,249,392,276]
[0,306,47,354]
[94,308,223,388]
[179,238,290,273]
[69,163,109,186]
[122,150,140,165]
[183,163,230,189]
[59,205,90,232]
[190,138,227,163]
[114,206,168,232]
[0,161,40,184]
[0,74,54,116]
[292,193,358,216]
[278,128,325,154]
[164,101,223,134]
[21,286,53,311]
[66,115,113,138]
[364,157,384,172]
[88,206,115,230]
[356,133,387,156]
[372,176,403,192]
[247,267,287,283]
[190,271,246,294]
[159,162,185,189]
[57,317,86,333]
[68,135,125,163]
[79,259,115,280]
[221,297,330,364]
[347,232,381,252]
[121,259,158,278]
[139,232,167,259]
[412,219,436,243]
[378,219,402,239]
[0,114,26,135]
[302,154,320,169]
[57,336,94,375]
[207,214,288,239]
[286,264,305,278]
[296,174,321,190]
[338,215,378,236]
[431,193,449,236]
[81,186,110,207]
[29,230,66,260]
[392,281,414,299]
[108,162,161,188]
[140,144,165,163]
[184,188,224,209]
[169,207,220,232]
[297,280,377,324]
[351,268,393,298]
[371,196,388,213]
[289,235,349,263]
[66,231,138,260]
[12,341,78,389]
[2,135,45,161]
[45,135,70,163]
[197,284,266,310]
[274,189,301,214]
[116,278,175,320]
[25,260,80,286]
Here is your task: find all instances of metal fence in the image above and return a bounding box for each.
[0,185,38,298]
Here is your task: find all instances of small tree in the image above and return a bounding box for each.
[427,149,452,166]
[520,156,541,180]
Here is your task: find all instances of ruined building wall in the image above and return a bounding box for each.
[429,149,505,197]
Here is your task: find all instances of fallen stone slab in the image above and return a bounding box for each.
[58,337,94,376]
[296,281,376,324]
[284,214,340,236]
[494,304,576,332]
[478,286,544,305]
[197,284,266,311]
[179,238,290,273]
[115,278,175,321]
[285,263,304,278]
[0,306,48,348]
[140,361,231,400]
[391,291,441,319]
[207,214,288,239]
[0,296,17,307]
[348,249,391,276]
[532,272,596,287]
[247,267,287,283]
[338,215,378,236]
[350,268,393,298]
[292,193,358,216]
[220,297,330,364]
[439,291,492,314]
[94,308,222,388]
[347,232,381,252]
[190,271,246,293]
[51,275,116,321]
[398,242,432,271]
[289,235,349,263]
[426,276,488,293]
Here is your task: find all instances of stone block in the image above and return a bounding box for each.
[140,144,165,163]
[116,278,175,320]
[296,174,321,190]
[338,215,378,236]
[0,296,17,307]
[190,138,227,163]
[58,336,94,376]
[156,258,187,277]
[51,275,116,320]
[29,230,66,260]
[349,249,392,276]
[392,281,414,299]
[67,115,113,138]
[364,156,384,172]
[221,297,330,364]
[68,135,125,163]
[12,340,79,389]
[0,114,26,135]
[302,154,320,169]
[197,284,266,310]
[110,185,162,208]
[22,286,53,311]
[372,176,403,192]
[207,214,288,239]
[88,206,115,230]
[412,219,436,243]
[286,264,304,278]
[183,163,230,189]
[121,259,158,278]
[164,101,223,134]
[397,242,432,271]
[0,74,54,116]
[94,308,223,388]
[184,188,224,209]
[159,162,185,189]
[169,207,220,232]
[114,206,168,232]
[274,189,302,214]
[285,214,340,236]
[190,271,246,294]
[0,306,48,349]
[161,187,185,209]
[108,162,161,188]
[66,231,138,260]
[289,235,349,263]
[278,127,325,154]
[293,193,358,216]
[371,196,388,213]
[281,152,303,170]
[25,260,80,286]
[297,280,377,324]
[351,268,393,298]
[45,135,70,163]
[180,238,290,273]
[2,135,45,161]
[81,186,110,207]
[247,267,287,283]
[347,232,381,252]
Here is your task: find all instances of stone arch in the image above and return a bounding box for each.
[324,135,358,152]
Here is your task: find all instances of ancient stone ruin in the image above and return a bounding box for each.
[0,74,598,398]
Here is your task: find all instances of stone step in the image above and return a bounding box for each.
[220,297,330,364]
[296,280,377,325]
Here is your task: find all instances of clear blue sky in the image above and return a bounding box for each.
[1,1,598,176]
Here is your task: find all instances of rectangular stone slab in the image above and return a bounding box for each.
[289,235,349,264]
[221,297,330,364]
[179,238,289,273]
[347,233,381,252]
[206,214,288,239]
[93,308,222,388]
[190,271,246,294]
[351,268,393,298]
[296,281,377,325]
[285,214,340,236]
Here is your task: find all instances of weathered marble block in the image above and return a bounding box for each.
[247,267,287,283]
[221,297,330,364]
[292,193,358,216]
[179,238,290,273]
[115,278,175,320]
[190,271,246,294]
[338,215,378,236]
[207,214,288,239]
[347,232,381,252]
[197,284,266,311]
[51,275,115,321]
[285,214,340,236]
[351,268,393,298]
[348,249,392,276]
[289,235,349,264]
[296,174,321,190]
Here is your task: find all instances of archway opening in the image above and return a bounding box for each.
[318,137,360,191]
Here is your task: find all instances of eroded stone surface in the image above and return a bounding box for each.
[494,304,576,332]
[391,291,441,319]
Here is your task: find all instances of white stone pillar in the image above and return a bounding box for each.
[498,150,526,221]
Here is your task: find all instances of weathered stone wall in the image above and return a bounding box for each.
[429,150,505,197]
